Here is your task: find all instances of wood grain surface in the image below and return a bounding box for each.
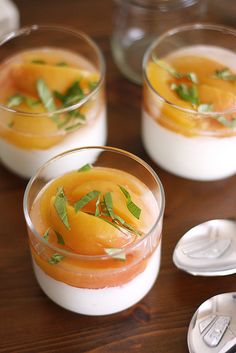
[1,1,236,352]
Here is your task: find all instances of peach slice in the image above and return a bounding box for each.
[10,63,99,95]
[198,84,236,112]
[49,199,135,255]
[146,61,195,130]
[170,55,236,96]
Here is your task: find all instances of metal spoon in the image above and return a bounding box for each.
[188,292,236,353]
[173,219,236,276]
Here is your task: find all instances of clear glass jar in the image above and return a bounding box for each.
[111,0,206,84]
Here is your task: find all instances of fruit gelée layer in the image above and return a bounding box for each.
[30,165,160,289]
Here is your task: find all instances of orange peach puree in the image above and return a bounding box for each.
[30,167,159,289]
[0,49,100,149]
[145,55,236,135]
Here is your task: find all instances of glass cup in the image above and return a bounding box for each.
[23,146,165,315]
[142,23,236,181]
[111,0,206,84]
[0,25,106,178]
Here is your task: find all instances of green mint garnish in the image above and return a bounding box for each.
[105,248,126,261]
[7,94,24,108]
[25,97,41,107]
[197,103,236,128]
[7,94,40,110]
[74,190,100,213]
[113,214,142,237]
[99,201,110,217]
[89,81,98,90]
[54,186,71,230]
[7,121,14,128]
[48,253,64,265]
[102,193,142,237]
[43,228,50,241]
[54,230,65,245]
[56,62,68,67]
[64,121,83,131]
[213,115,236,128]
[54,81,84,106]
[37,79,57,112]
[32,59,46,64]
[197,104,213,113]
[119,185,141,220]
[153,55,198,84]
[103,192,116,219]
[54,81,86,131]
[171,83,199,106]
[95,194,101,217]
[78,164,92,172]
[213,68,236,81]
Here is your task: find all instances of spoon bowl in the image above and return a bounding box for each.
[188,292,236,353]
[173,219,236,276]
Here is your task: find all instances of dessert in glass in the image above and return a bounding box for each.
[142,24,236,181]
[23,147,165,315]
[0,25,106,178]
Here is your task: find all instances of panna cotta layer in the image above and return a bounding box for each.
[33,245,161,316]
[0,110,106,178]
[142,111,236,181]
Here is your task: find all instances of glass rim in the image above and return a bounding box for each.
[23,146,165,261]
[0,24,105,117]
[143,23,236,118]
[115,0,199,10]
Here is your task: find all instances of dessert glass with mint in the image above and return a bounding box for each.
[0,25,106,178]
[142,24,236,181]
[23,146,165,315]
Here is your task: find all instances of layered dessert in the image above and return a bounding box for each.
[0,48,106,178]
[28,163,162,315]
[142,45,236,180]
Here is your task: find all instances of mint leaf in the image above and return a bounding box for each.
[119,185,141,219]
[78,164,92,172]
[54,186,70,230]
[54,230,65,245]
[103,192,116,219]
[171,83,199,106]
[43,228,50,241]
[153,55,198,83]
[54,81,84,106]
[56,62,68,67]
[95,194,101,216]
[213,68,236,81]
[197,104,213,113]
[48,253,64,265]
[7,94,24,108]
[74,190,100,213]
[213,115,236,128]
[7,121,14,128]
[89,81,98,90]
[32,59,46,64]
[37,79,56,112]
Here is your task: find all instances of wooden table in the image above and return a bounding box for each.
[1,1,236,352]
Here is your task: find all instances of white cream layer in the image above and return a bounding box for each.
[0,110,107,179]
[142,111,236,181]
[33,245,161,316]
[142,45,236,181]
